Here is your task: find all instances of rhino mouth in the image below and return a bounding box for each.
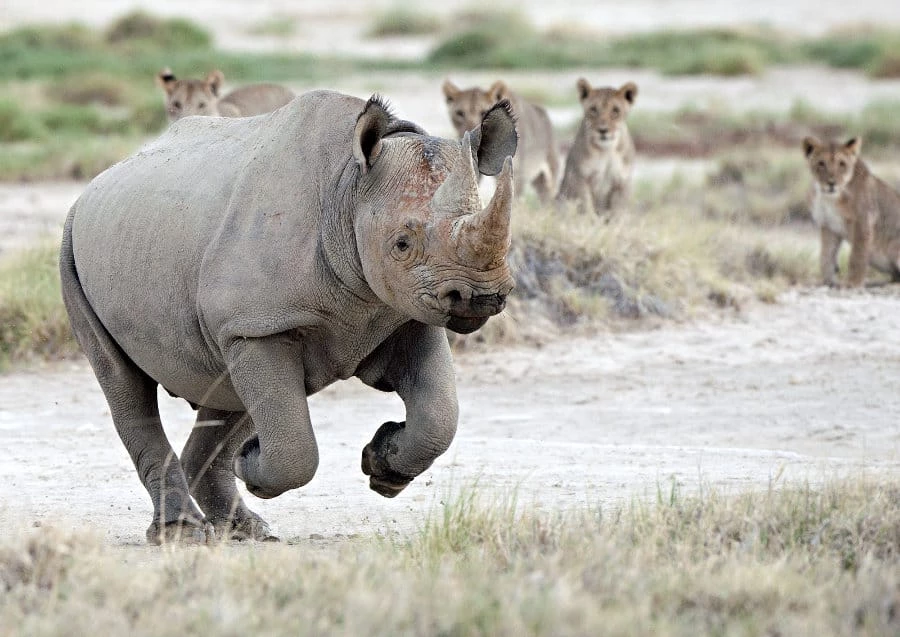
[446,314,490,334]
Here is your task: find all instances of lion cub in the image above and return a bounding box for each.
[155,68,295,122]
[803,136,900,287]
[557,79,638,215]
[442,79,558,203]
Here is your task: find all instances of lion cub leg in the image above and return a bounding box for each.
[531,171,554,205]
[605,179,631,212]
[846,216,875,288]
[820,227,842,287]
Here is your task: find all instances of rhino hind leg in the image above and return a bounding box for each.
[59,211,212,546]
[181,408,277,541]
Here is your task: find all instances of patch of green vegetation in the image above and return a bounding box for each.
[0,242,76,369]
[800,27,900,75]
[0,136,140,181]
[2,480,898,635]
[368,7,442,37]
[103,10,212,51]
[246,16,297,38]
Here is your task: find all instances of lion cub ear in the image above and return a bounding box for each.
[802,136,820,158]
[845,137,862,156]
[488,80,508,103]
[156,68,177,94]
[576,78,592,102]
[442,79,461,103]
[619,82,638,105]
[204,70,225,97]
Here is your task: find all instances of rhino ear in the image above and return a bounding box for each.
[470,99,518,176]
[354,95,392,174]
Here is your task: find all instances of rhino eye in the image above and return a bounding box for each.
[391,235,415,261]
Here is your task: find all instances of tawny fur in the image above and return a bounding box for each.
[803,136,900,287]
[557,79,638,215]
[156,68,295,121]
[442,79,558,203]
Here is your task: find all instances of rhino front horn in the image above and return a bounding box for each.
[457,156,513,268]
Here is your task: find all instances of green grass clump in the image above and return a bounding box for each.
[2,480,897,635]
[0,242,75,368]
[368,7,443,37]
[0,99,45,142]
[103,10,212,51]
[801,27,900,75]
[44,72,129,106]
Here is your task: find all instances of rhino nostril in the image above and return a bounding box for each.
[441,289,464,305]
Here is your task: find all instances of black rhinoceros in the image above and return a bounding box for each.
[60,90,518,544]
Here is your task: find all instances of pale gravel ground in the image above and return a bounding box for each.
[1,288,898,545]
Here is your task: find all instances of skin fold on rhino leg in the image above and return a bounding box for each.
[181,408,277,541]
[59,212,212,545]
[357,323,459,497]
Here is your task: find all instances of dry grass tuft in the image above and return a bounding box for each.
[1,480,898,635]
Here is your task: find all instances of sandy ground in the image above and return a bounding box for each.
[1,288,898,545]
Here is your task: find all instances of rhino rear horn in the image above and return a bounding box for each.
[468,100,518,177]
[354,95,393,174]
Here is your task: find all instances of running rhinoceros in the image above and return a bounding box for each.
[59,90,517,544]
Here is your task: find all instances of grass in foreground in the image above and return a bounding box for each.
[1,480,898,635]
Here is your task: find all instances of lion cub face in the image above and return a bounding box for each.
[576,79,637,149]
[803,136,861,198]
[155,69,224,121]
[442,80,509,137]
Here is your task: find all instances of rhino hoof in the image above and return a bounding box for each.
[146,518,215,546]
[234,435,280,500]
[361,421,413,498]
[216,516,279,542]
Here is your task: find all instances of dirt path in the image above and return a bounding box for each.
[1,288,897,545]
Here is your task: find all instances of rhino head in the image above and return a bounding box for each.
[351,97,518,334]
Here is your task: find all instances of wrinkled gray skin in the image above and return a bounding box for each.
[60,90,518,544]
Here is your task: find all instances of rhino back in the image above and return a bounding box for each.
[71,91,369,407]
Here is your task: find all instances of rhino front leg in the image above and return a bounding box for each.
[357,323,459,497]
[181,408,277,541]
[225,335,319,499]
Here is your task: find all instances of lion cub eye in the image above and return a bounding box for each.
[838,160,847,169]
[198,102,206,109]
[455,109,465,118]
[172,100,182,110]
[611,106,621,117]
[817,160,826,169]
[587,106,599,117]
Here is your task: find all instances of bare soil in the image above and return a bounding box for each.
[1,288,898,545]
